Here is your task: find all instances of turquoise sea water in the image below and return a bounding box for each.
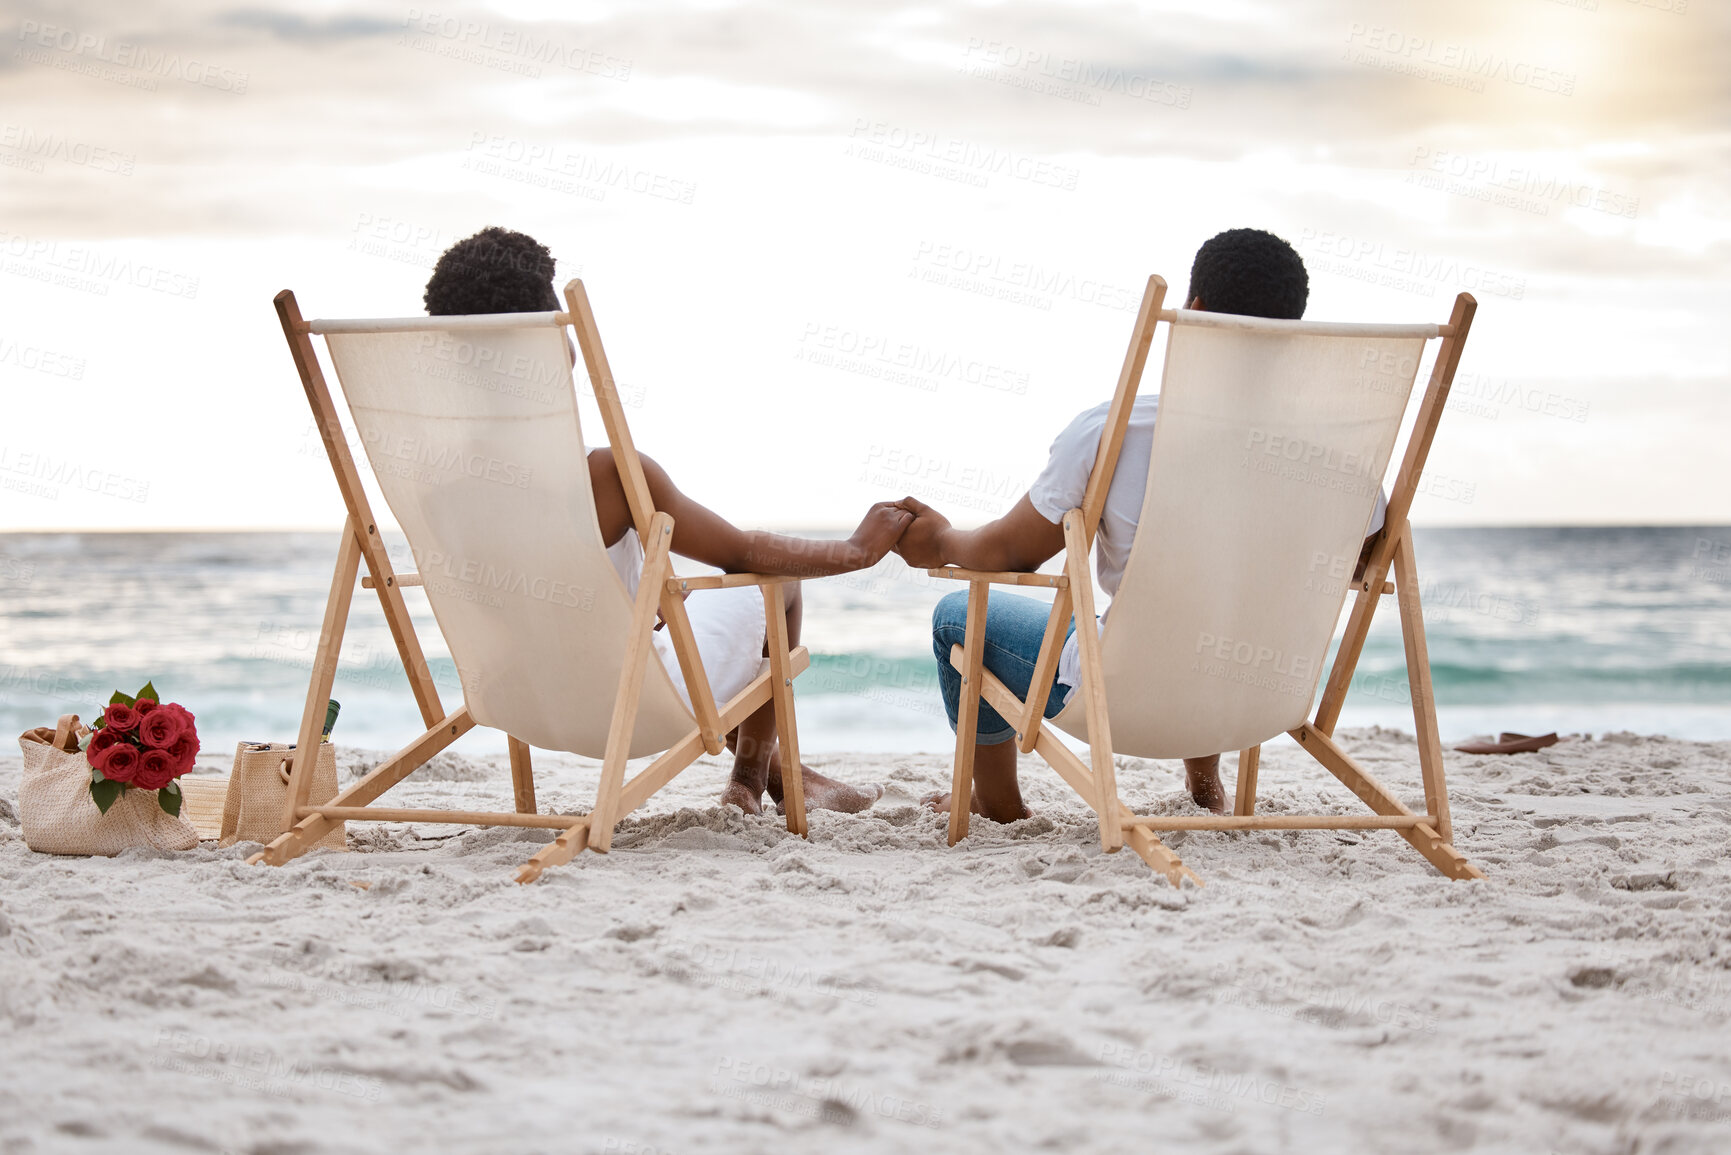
[0,527,1726,758]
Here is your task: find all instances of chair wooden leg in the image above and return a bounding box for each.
[252,707,474,866]
[507,736,536,815]
[947,582,990,846]
[1391,525,1452,845]
[1291,723,1482,880]
[588,514,674,853]
[764,583,807,838]
[281,522,362,836]
[1234,745,1260,817]
[1062,513,1122,853]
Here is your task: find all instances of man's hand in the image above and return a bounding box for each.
[891,496,953,569]
[847,502,915,568]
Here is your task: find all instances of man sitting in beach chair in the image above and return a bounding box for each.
[424,226,904,817]
[893,229,1387,821]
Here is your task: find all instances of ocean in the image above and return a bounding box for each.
[1,527,1727,759]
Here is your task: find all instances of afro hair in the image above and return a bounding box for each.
[1185,228,1308,320]
[423,226,560,316]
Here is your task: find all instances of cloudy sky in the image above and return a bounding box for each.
[1,0,1724,530]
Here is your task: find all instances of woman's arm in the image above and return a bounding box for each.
[588,449,910,577]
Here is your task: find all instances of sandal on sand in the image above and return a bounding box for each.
[1453,732,1560,755]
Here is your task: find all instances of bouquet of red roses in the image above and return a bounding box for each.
[85,681,200,816]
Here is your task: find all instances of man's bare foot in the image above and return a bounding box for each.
[719,780,764,816]
[772,764,883,815]
[920,790,1031,823]
[1185,755,1226,814]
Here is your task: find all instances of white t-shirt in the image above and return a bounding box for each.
[1028,396,1386,697]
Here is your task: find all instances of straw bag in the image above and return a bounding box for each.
[17,714,200,855]
[220,742,345,852]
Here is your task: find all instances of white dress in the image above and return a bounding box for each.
[604,528,769,712]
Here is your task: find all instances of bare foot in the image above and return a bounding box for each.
[920,790,1031,822]
[1185,755,1226,814]
[719,780,764,816]
[774,765,883,815]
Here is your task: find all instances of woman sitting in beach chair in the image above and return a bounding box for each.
[423,227,905,817]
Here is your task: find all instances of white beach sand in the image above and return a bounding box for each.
[3,728,1731,1154]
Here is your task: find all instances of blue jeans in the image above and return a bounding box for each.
[932,590,1076,746]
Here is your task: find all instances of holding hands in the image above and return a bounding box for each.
[846,496,954,570]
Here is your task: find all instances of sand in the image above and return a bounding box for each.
[3,728,1731,1154]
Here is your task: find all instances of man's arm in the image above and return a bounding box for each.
[892,495,1066,572]
[588,449,910,577]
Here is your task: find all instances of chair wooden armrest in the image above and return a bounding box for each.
[924,567,1068,588]
[664,572,802,593]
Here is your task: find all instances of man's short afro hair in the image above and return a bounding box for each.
[423,226,560,316]
[1185,228,1308,320]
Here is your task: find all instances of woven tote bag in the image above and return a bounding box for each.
[219,742,345,852]
[18,715,200,855]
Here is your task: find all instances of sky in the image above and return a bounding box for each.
[0,0,1725,531]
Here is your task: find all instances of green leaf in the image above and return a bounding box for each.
[91,778,123,814]
[157,786,182,818]
[136,681,158,704]
[109,690,135,707]
[91,717,105,731]
[90,764,104,785]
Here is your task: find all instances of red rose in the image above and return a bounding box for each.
[168,732,200,775]
[99,742,141,784]
[135,698,158,715]
[86,727,123,768]
[137,706,184,750]
[134,748,180,791]
[103,703,142,733]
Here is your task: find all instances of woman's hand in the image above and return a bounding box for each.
[847,502,915,568]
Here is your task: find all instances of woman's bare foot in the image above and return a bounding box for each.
[1185,755,1226,814]
[720,780,764,815]
[770,764,883,814]
[920,789,1031,823]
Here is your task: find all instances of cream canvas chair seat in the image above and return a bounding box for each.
[933,276,1485,887]
[254,280,811,883]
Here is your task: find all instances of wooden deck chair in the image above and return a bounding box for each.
[253,280,811,883]
[932,276,1484,888]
